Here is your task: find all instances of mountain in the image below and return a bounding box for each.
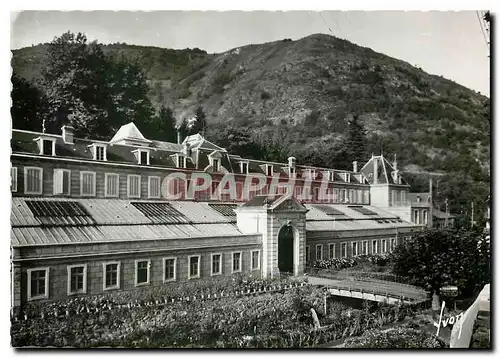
[11,33,490,217]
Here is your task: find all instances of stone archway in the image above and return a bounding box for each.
[277,224,295,275]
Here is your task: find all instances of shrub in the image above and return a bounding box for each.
[343,327,446,348]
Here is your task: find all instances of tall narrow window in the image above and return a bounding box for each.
[390,238,397,252]
[24,167,43,194]
[372,240,378,254]
[356,190,362,204]
[177,155,186,168]
[266,165,273,176]
[212,158,220,172]
[138,150,149,165]
[53,169,71,195]
[232,252,242,273]
[251,250,260,270]
[211,253,222,276]
[127,175,141,198]
[315,244,323,260]
[188,255,200,279]
[163,257,176,282]
[103,262,120,290]
[67,264,86,295]
[382,239,387,253]
[148,176,161,198]
[28,268,49,300]
[240,162,249,174]
[423,210,428,224]
[105,173,119,197]
[135,260,150,286]
[352,242,358,256]
[328,243,335,259]
[341,242,347,257]
[306,245,310,262]
[11,167,17,192]
[94,145,107,161]
[80,171,96,196]
[42,139,54,156]
[363,241,369,255]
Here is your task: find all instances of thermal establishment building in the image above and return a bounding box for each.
[11,123,429,308]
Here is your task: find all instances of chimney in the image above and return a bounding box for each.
[373,157,378,184]
[61,125,74,144]
[353,161,358,173]
[393,154,398,170]
[177,130,181,145]
[417,195,421,203]
[288,156,296,168]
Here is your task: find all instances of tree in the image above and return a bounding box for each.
[147,106,177,142]
[344,115,367,162]
[206,126,265,160]
[392,227,490,309]
[178,118,189,143]
[11,74,48,131]
[40,31,155,139]
[188,106,208,136]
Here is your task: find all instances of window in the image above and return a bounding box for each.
[382,239,387,253]
[212,158,220,171]
[289,166,296,177]
[400,190,406,204]
[342,189,348,203]
[349,190,355,203]
[362,241,369,255]
[53,169,71,195]
[390,238,397,252]
[423,210,428,224]
[137,150,150,165]
[135,260,150,286]
[188,255,200,279]
[414,210,419,224]
[232,252,242,273]
[341,242,347,257]
[240,162,249,174]
[352,242,358,256]
[251,250,260,270]
[92,144,107,161]
[67,264,87,295]
[334,188,339,203]
[177,155,186,168]
[356,190,362,204]
[24,167,43,194]
[363,190,370,204]
[328,243,335,259]
[372,240,378,254]
[266,165,273,176]
[27,268,49,300]
[308,169,316,180]
[148,176,161,198]
[315,244,323,260]
[211,253,222,276]
[80,171,96,196]
[329,171,335,181]
[163,257,176,282]
[392,190,397,206]
[103,262,120,290]
[127,175,141,198]
[40,139,55,156]
[306,245,310,262]
[11,167,17,192]
[105,173,119,197]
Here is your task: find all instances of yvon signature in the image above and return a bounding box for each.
[433,301,464,338]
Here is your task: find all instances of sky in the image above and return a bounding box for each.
[10,10,491,96]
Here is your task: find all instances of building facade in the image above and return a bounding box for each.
[10,123,422,309]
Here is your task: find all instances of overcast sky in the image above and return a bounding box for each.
[11,10,490,95]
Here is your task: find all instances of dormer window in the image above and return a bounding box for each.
[88,143,107,161]
[132,149,150,165]
[308,169,316,180]
[34,137,56,156]
[266,165,273,176]
[239,161,249,174]
[177,155,186,168]
[343,173,350,182]
[289,166,296,177]
[328,171,335,182]
[212,158,220,171]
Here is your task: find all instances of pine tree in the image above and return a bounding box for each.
[154,106,177,142]
[189,106,207,136]
[11,74,49,132]
[344,115,367,162]
[178,118,189,142]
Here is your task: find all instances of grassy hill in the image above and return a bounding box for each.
[11,33,490,217]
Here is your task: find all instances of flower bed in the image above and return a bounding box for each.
[309,254,394,271]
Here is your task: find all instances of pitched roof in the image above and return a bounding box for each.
[360,155,409,186]
[110,122,151,145]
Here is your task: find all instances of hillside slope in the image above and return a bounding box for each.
[11,33,490,215]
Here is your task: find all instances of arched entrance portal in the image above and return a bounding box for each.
[278,225,295,274]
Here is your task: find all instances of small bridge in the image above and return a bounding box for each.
[307,276,428,305]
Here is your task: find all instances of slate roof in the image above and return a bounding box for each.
[360,155,409,186]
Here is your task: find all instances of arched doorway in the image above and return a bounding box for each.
[278,224,295,274]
